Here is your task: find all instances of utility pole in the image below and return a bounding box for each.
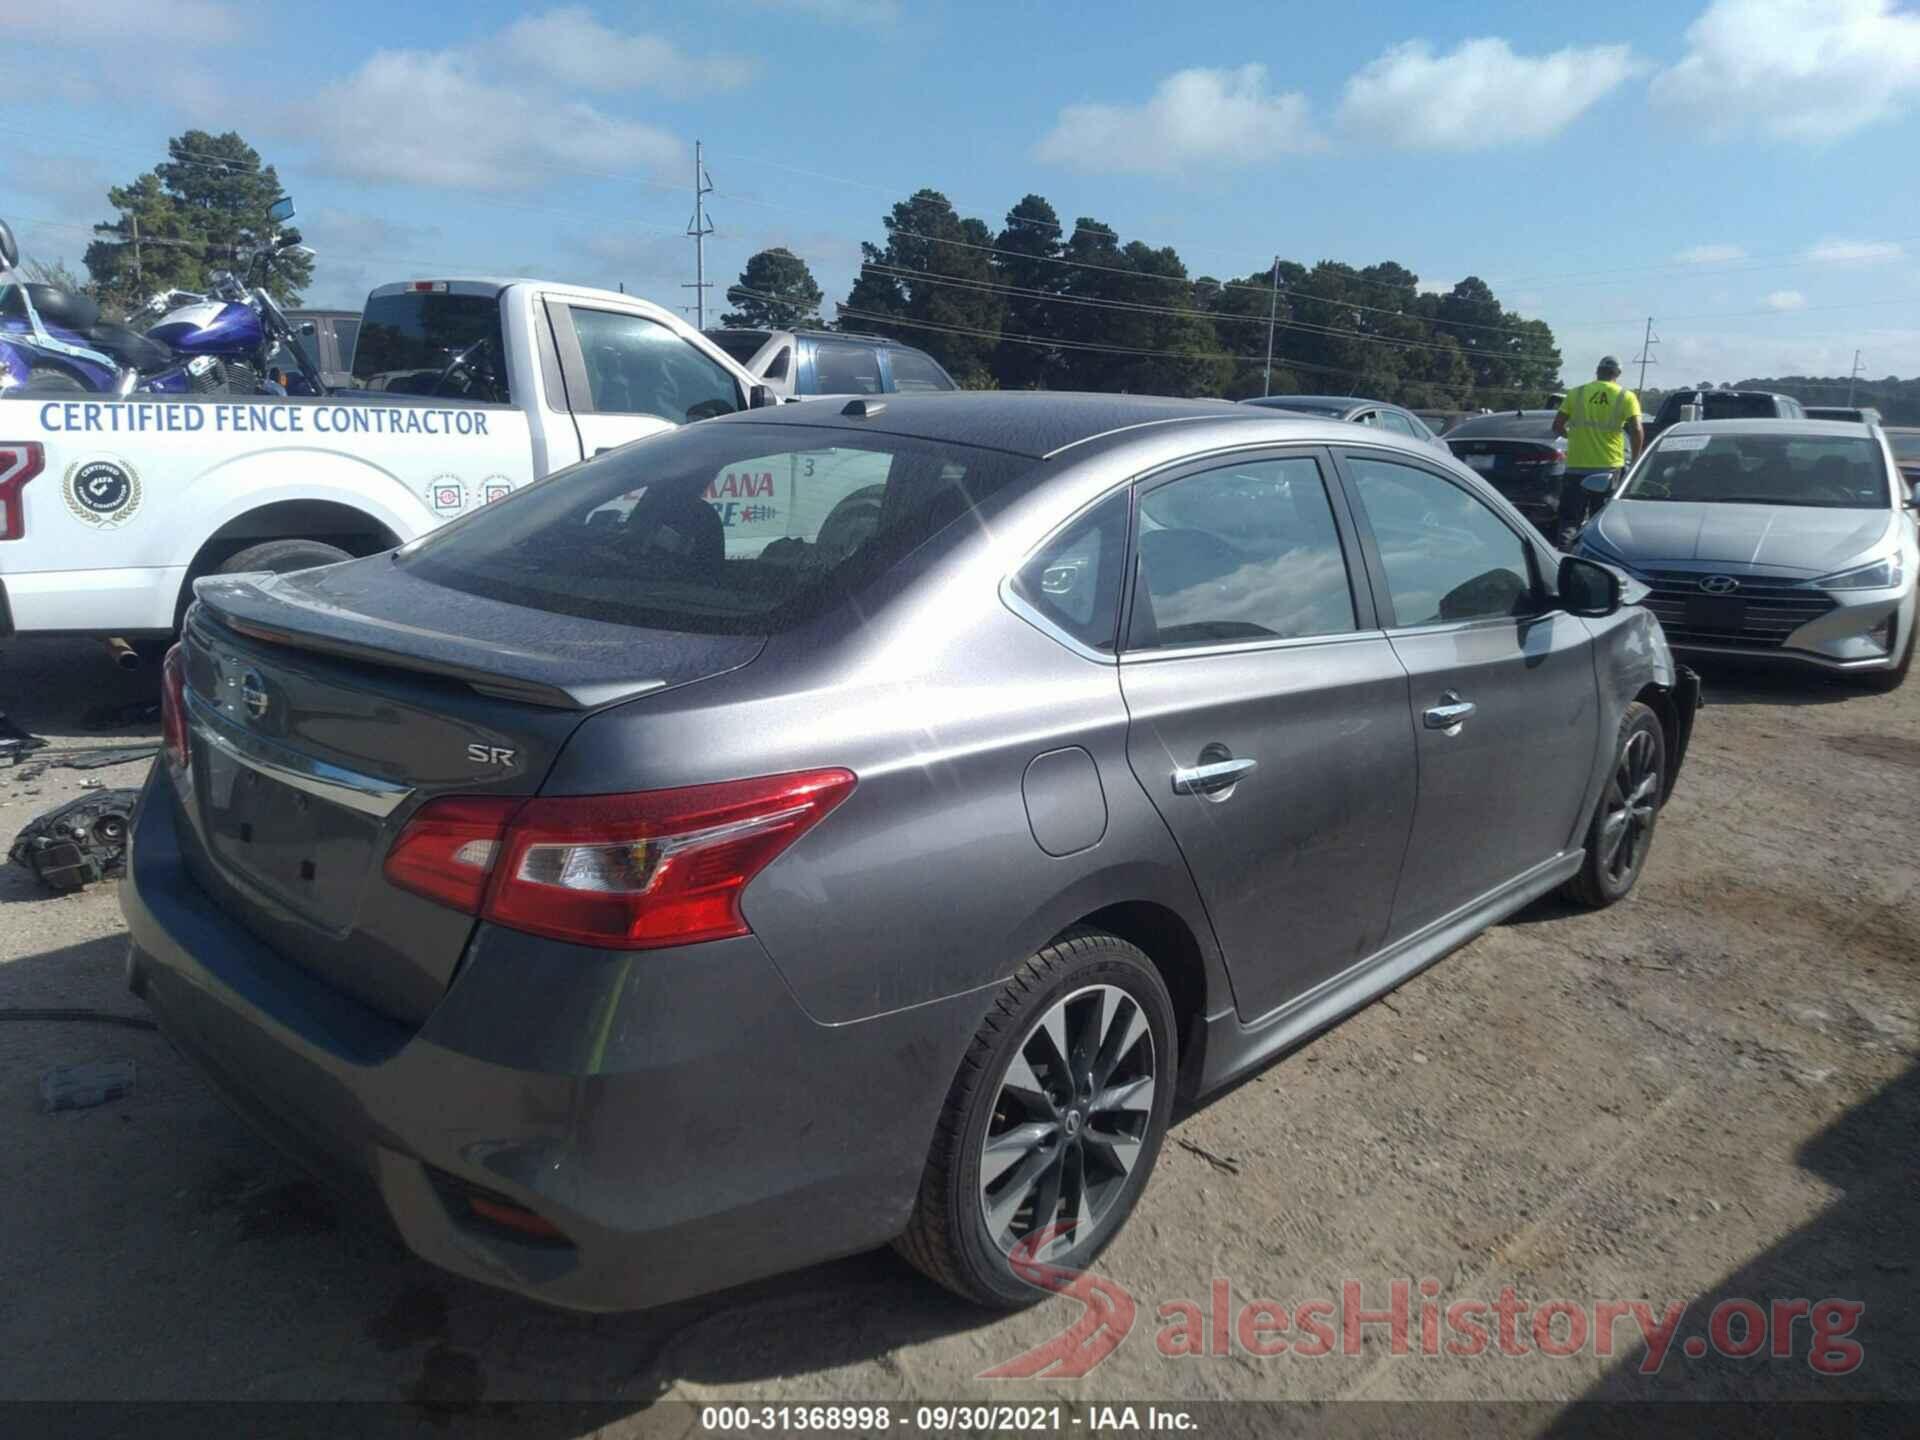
[1634,316,1659,392]
[92,215,142,293]
[1847,349,1863,406]
[1262,255,1280,397]
[683,139,715,330]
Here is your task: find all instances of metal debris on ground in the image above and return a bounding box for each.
[0,712,49,765]
[40,1059,137,1112]
[51,744,161,771]
[6,788,141,892]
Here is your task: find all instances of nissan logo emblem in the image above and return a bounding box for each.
[1699,575,1740,595]
[240,670,271,720]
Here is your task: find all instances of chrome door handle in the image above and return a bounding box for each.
[1423,693,1476,731]
[1171,757,1257,796]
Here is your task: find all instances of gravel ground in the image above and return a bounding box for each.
[1,635,1914,1427]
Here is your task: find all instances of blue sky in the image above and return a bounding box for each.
[6,0,1920,388]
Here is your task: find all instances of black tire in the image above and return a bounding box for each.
[1856,616,1913,693]
[217,538,354,576]
[894,929,1177,1308]
[1563,701,1665,909]
[25,364,87,394]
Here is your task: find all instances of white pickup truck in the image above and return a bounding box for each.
[0,277,778,652]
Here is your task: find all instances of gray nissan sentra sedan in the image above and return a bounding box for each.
[121,393,1699,1311]
[1577,419,1919,688]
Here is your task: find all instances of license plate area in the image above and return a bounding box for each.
[1684,595,1748,633]
[200,747,379,930]
[1465,453,1497,471]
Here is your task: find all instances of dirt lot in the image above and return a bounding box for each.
[1,634,1914,1425]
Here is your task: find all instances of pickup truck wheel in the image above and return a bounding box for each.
[1563,702,1664,910]
[894,930,1175,1308]
[217,539,354,576]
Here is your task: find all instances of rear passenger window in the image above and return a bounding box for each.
[811,341,884,395]
[1011,490,1129,653]
[568,307,743,422]
[887,348,956,393]
[1128,457,1357,651]
[1346,457,1538,626]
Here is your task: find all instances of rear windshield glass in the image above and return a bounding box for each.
[1444,413,1558,440]
[353,292,508,403]
[706,331,769,364]
[400,423,1033,634]
[1623,433,1889,509]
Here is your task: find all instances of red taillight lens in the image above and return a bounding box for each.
[383,795,519,913]
[383,769,856,950]
[1515,446,1564,466]
[160,643,190,769]
[0,442,45,541]
[486,769,856,949]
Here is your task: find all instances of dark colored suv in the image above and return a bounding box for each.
[1644,389,1804,446]
[705,328,958,401]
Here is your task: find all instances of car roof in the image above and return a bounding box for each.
[1247,394,1378,409]
[1657,418,1877,439]
[706,391,1286,459]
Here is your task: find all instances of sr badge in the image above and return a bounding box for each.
[63,457,142,529]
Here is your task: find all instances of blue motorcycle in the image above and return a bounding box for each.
[0,218,195,395]
[1,197,325,398]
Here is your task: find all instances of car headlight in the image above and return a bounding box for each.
[1814,555,1903,590]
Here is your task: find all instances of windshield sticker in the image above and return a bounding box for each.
[63,456,142,529]
[1661,434,1712,451]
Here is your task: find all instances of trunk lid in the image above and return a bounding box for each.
[172,557,764,1023]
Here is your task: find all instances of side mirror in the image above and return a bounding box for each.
[1558,555,1623,618]
[1580,472,1615,495]
[749,384,777,409]
[267,196,296,224]
[0,218,17,269]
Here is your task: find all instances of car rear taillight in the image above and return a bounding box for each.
[383,795,519,913]
[0,442,44,541]
[385,769,856,950]
[1514,446,1564,466]
[160,643,190,769]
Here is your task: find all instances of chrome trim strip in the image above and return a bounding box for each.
[186,690,413,819]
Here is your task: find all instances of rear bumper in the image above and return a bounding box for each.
[0,564,187,636]
[120,771,982,1312]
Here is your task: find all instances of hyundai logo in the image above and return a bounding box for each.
[240,670,271,721]
[1699,575,1741,595]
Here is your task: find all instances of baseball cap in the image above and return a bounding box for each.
[1597,355,1622,374]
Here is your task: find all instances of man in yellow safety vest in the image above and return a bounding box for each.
[1551,356,1644,546]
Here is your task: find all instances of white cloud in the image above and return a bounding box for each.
[1337,37,1638,149]
[0,0,242,45]
[1765,290,1808,311]
[1807,238,1905,264]
[296,49,683,191]
[1675,244,1747,264]
[496,7,755,96]
[751,0,900,20]
[1035,65,1321,176]
[1651,0,1920,140]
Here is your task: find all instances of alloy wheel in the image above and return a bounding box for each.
[1599,728,1660,883]
[978,984,1157,1259]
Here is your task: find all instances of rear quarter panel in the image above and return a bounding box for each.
[542,529,1228,1028]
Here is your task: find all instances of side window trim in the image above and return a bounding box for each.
[543,298,597,415]
[1119,443,1377,659]
[1328,446,1547,633]
[1000,485,1134,665]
